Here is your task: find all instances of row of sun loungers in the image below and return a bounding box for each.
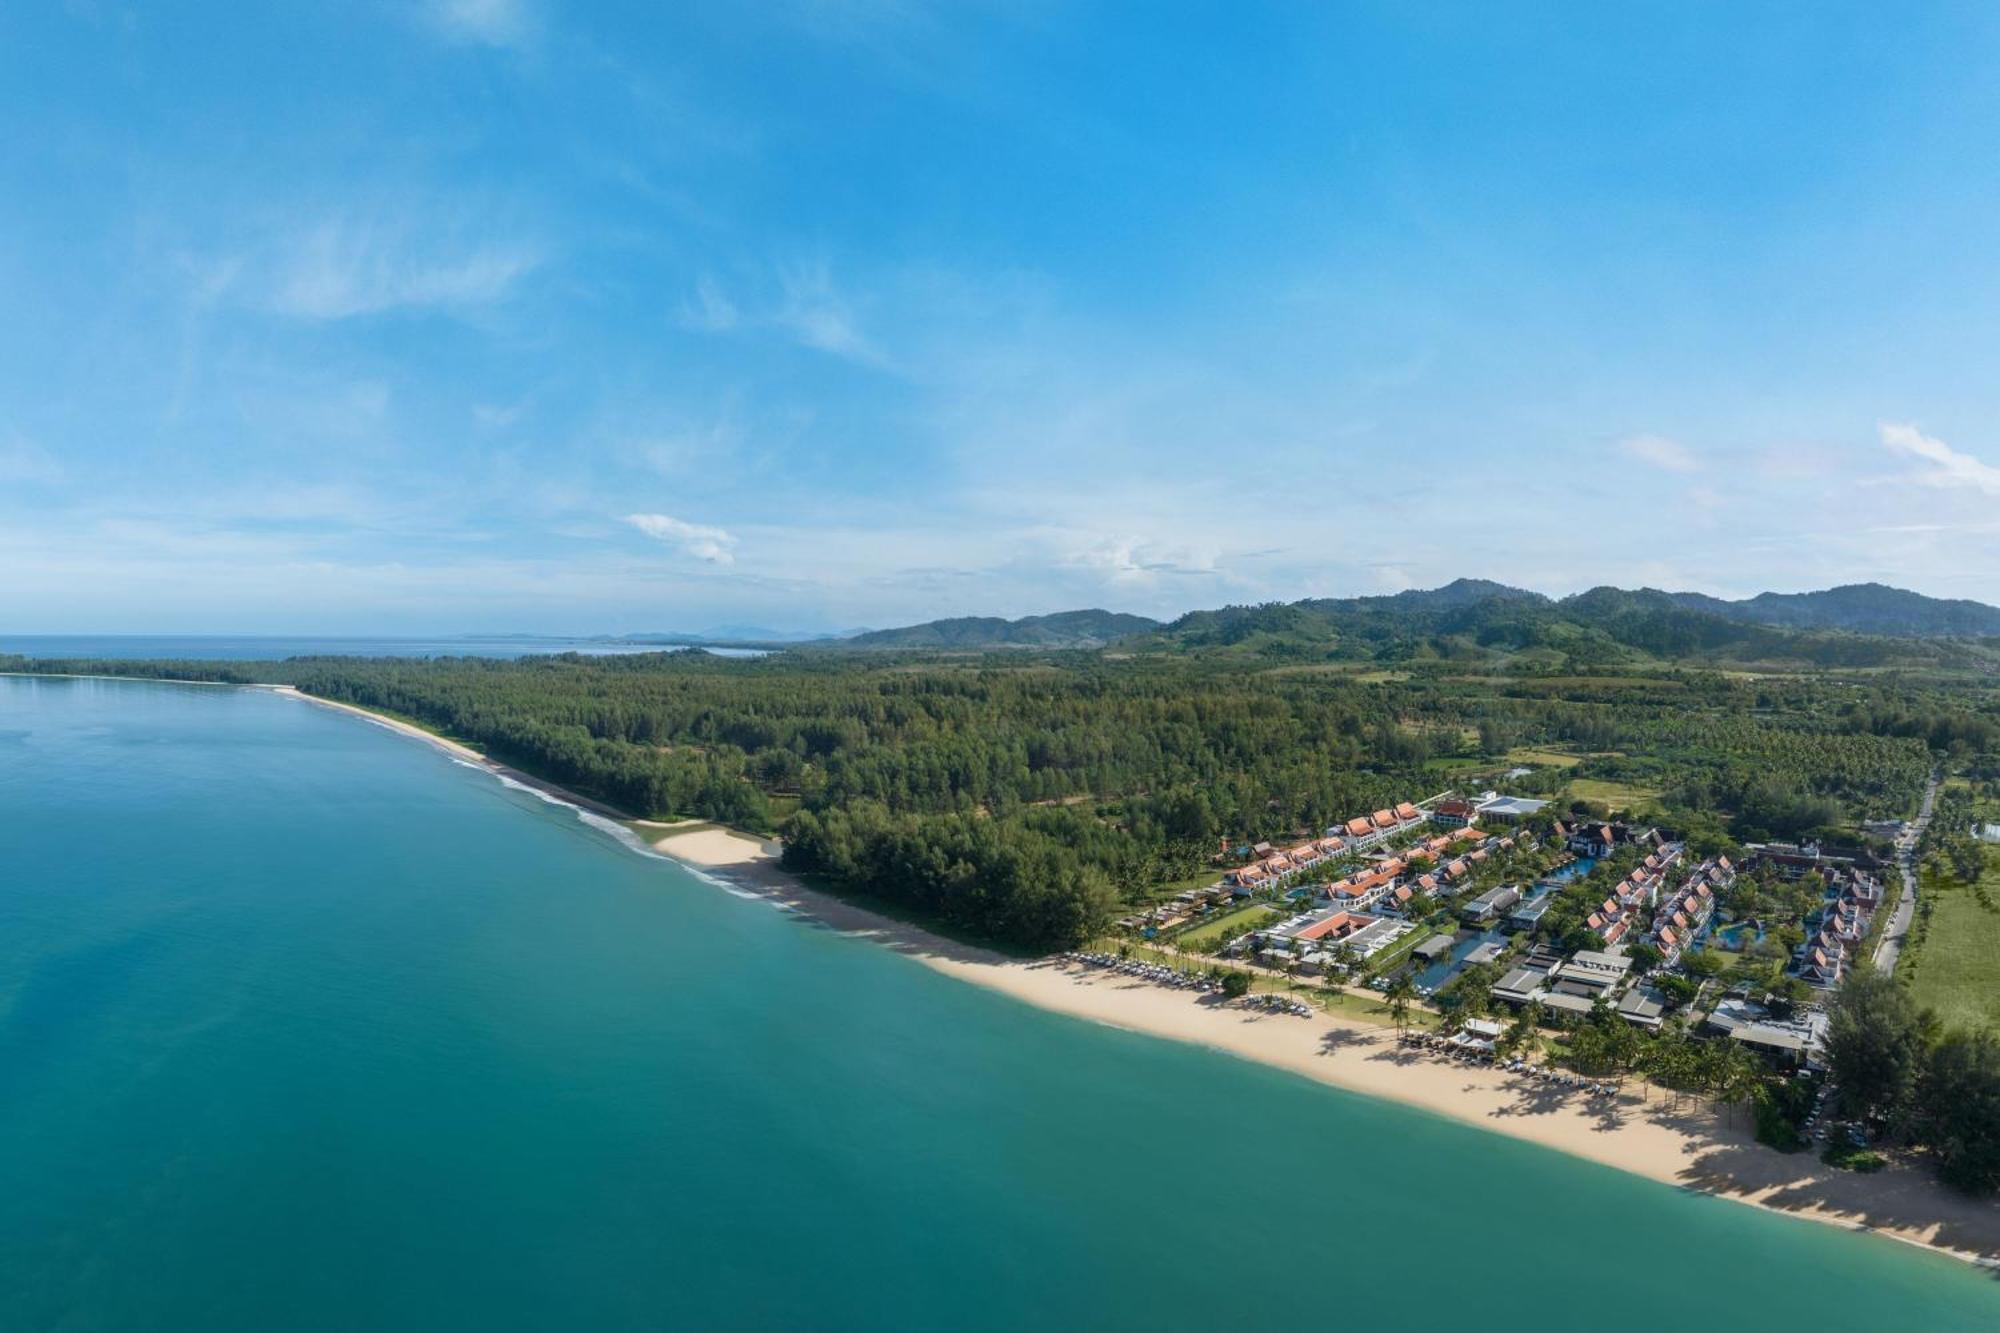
[1394,1032,1619,1096]
[1059,953,1313,1016]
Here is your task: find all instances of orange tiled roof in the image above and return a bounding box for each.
[1297,911,1361,942]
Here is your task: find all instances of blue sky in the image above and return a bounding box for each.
[5,2,2000,634]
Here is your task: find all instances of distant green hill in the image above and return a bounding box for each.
[838,609,1160,650]
[811,580,2000,667]
[1125,580,2000,670]
[1665,583,2000,637]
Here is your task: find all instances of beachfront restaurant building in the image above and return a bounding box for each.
[1705,999,1829,1069]
[1492,963,1552,1009]
[1615,985,1671,1028]
[1517,949,1634,1019]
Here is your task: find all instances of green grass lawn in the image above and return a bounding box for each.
[1505,747,1584,768]
[1172,903,1281,950]
[1906,856,2000,1033]
[1563,778,1663,813]
[1363,924,1438,975]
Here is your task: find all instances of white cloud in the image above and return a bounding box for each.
[623,512,738,564]
[1618,433,1701,473]
[1058,536,1214,585]
[472,401,526,429]
[426,0,532,48]
[774,261,882,364]
[681,274,740,332]
[261,217,538,320]
[0,435,62,485]
[1880,422,2000,497]
[682,263,889,368]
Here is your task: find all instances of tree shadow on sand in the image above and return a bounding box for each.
[1670,1133,2000,1267]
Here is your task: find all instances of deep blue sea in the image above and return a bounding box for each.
[1,676,1995,1331]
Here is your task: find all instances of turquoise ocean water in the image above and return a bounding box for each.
[0,676,1994,1331]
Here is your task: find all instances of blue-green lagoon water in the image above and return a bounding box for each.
[1,676,1995,1331]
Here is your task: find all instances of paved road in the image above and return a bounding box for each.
[1873,768,1941,975]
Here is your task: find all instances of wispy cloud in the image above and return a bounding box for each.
[1880,422,2000,497]
[773,261,883,364]
[0,434,62,485]
[425,0,534,48]
[681,274,740,332]
[1618,433,1701,473]
[681,263,888,368]
[623,512,738,564]
[248,216,538,320]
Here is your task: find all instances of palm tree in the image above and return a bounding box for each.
[1385,975,1417,1034]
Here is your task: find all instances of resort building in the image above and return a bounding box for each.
[1428,797,1480,829]
[1789,865,1883,989]
[1705,999,1829,1070]
[1243,903,1414,965]
[1615,984,1671,1029]
[1472,794,1549,824]
[1463,941,1506,969]
[1491,945,1634,1017]
[1326,800,1428,851]
[1411,935,1455,967]
[1492,964,1549,1008]
[1461,885,1522,924]
[1646,859,1722,965]
[1528,949,1636,1017]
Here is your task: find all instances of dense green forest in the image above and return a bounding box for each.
[9,637,1995,951]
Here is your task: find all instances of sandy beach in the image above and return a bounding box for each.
[293,688,2000,1269]
[271,687,633,822]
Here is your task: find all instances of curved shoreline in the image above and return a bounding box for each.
[283,686,2000,1270]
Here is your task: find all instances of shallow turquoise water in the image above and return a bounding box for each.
[1,676,1995,1331]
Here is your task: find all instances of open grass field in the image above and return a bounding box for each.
[1473,674,1687,692]
[1906,856,2000,1033]
[1173,903,1281,951]
[1563,778,1663,813]
[1505,747,1584,768]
